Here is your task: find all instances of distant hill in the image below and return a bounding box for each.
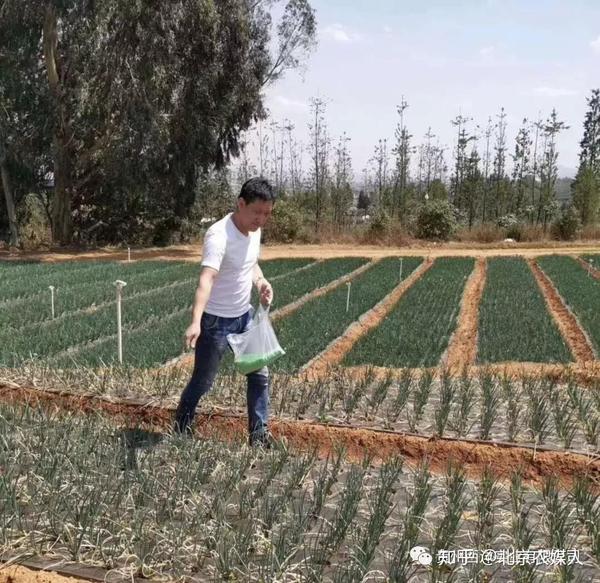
[555,177,573,203]
[558,165,577,179]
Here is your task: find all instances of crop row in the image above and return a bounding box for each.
[0,259,164,303]
[0,261,201,330]
[0,258,323,366]
[4,359,599,453]
[35,258,368,368]
[477,257,571,363]
[6,253,600,370]
[0,402,598,581]
[156,360,600,452]
[345,258,474,368]
[537,256,600,356]
[272,257,423,372]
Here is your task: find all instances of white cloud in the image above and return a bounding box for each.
[321,23,361,43]
[383,25,393,34]
[479,46,495,58]
[591,36,600,53]
[273,95,309,110]
[532,86,578,97]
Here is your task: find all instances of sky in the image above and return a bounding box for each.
[248,0,600,180]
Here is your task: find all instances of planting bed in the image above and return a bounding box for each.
[344,258,474,368]
[0,393,599,582]
[537,255,600,356]
[477,257,572,364]
[272,257,423,372]
[4,247,600,582]
[0,258,362,369]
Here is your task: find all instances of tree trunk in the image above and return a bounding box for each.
[51,133,73,244]
[43,2,73,245]
[0,156,20,248]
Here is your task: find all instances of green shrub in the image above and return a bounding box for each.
[416,200,457,240]
[368,209,391,241]
[17,193,52,249]
[552,206,581,241]
[263,199,303,243]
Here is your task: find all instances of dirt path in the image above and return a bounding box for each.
[4,242,600,264]
[528,259,596,363]
[443,257,487,371]
[573,254,600,279]
[0,565,86,583]
[302,258,435,377]
[1,383,598,491]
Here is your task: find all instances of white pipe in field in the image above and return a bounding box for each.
[114,280,127,363]
[399,258,403,282]
[49,286,55,319]
[346,282,351,312]
[128,247,131,262]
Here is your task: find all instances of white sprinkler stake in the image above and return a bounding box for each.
[346,282,351,312]
[399,258,403,282]
[114,280,127,363]
[49,286,55,319]
[128,247,131,262]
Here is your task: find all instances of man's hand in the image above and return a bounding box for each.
[257,278,273,307]
[185,322,201,349]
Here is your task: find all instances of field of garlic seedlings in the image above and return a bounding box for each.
[1,253,600,581]
[1,402,599,582]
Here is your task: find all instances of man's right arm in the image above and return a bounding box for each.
[185,267,217,349]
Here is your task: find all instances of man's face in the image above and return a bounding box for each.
[238,198,273,232]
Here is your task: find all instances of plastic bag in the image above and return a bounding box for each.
[227,305,285,375]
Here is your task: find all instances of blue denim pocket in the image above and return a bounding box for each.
[202,313,219,332]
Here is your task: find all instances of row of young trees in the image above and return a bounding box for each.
[237,89,600,236]
[1,0,598,245]
[0,0,317,247]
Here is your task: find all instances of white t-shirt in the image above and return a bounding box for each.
[201,213,261,318]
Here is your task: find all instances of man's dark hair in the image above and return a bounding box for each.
[239,177,276,204]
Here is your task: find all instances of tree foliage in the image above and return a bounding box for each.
[0,0,316,245]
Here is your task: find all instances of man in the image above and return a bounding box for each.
[174,177,275,446]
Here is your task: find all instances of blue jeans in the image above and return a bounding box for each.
[174,309,269,442]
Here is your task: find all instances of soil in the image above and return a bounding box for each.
[4,242,600,264]
[443,257,487,371]
[0,565,86,583]
[573,254,600,278]
[528,258,596,362]
[1,383,597,491]
[302,258,434,376]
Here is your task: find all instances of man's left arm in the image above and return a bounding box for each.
[253,263,273,307]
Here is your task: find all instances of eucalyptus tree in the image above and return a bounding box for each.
[537,109,569,227]
[1,0,317,244]
[573,89,600,224]
[308,97,330,233]
[330,132,353,228]
[391,97,412,219]
[511,118,532,217]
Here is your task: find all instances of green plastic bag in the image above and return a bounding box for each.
[227,305,285,374]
